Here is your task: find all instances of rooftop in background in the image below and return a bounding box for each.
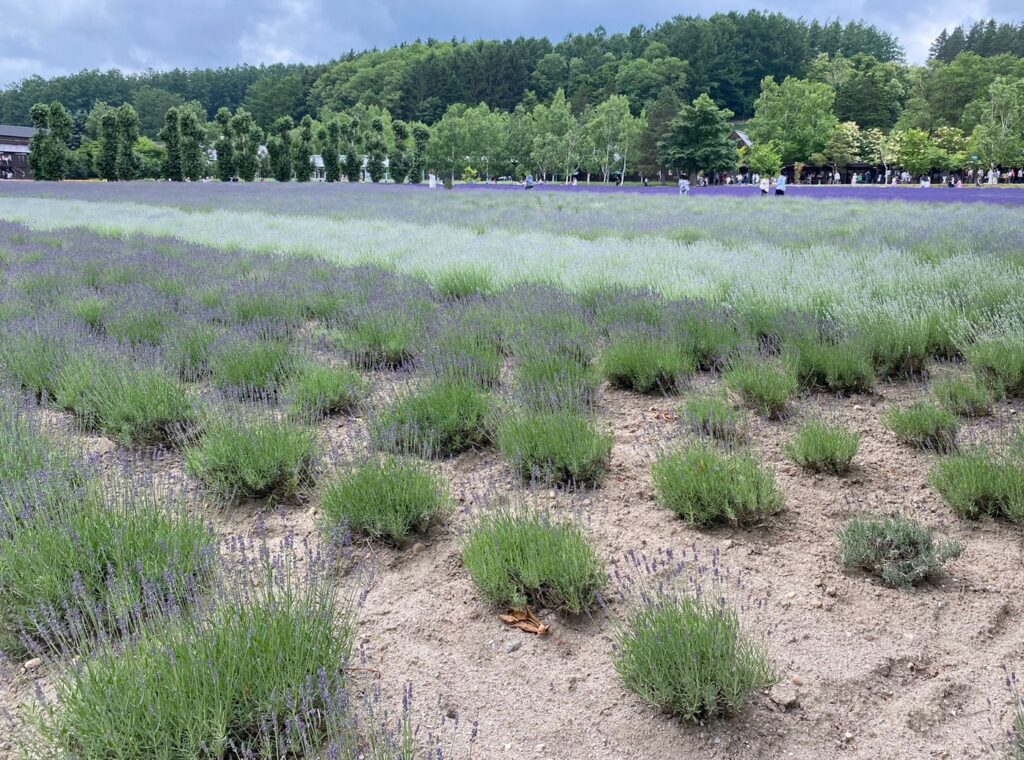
[0,125,36,140]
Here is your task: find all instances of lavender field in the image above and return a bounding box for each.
[1,184,1023,759]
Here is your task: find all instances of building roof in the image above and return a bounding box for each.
[730,129,752,148]
[0,125,36,139]
[0,143,30,153]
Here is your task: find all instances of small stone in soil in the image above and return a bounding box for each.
[412,542,426,555]
[508,641,522,653]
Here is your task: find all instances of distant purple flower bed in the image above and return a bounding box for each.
[450,182,1024,206]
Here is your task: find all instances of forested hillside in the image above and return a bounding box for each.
[0,12,900,133]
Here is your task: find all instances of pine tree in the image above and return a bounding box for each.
[269,116,294,182]
[658,93,738,178]
[389,119,410,183]
[408,123,430,184]
[365,117,387,182]
[214,107,235,181]
[342,116,362,182]
[159,108,183,181]
[28,101,73,180]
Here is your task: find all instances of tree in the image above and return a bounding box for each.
[364,116,387,182]
[427,104,466,182]
[968,76,1024,168]
[745,141,782,178]
[114,104,142,180]
[408,122,430,183]
[636,87,681,182]
[747,76,838,163]
[28,101,73,180]
[658,93,738,178]
[530,89,577,180]
[897,128,941,177]
[158,107,183,181]
[132,86,185,137]
[389,119,411,183]
[292,115,314,182]
[584,95,645,182]
[824,121,862,174]
[268,116,294,182]
[320,120,341,182]
[340,115,362,182]
[136,136,165,179]
[231,108,262,182]
[213,107,235,181]
[178,108,207,181]
[95,110,119,181]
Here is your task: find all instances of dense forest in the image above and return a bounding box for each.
[9,13,1024,185]
[0,12,902,132]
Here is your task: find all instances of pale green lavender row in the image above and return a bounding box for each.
[2,198,1022,337]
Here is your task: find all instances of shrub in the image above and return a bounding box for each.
[601,336,693,394]
[857,317,931,378]
[228,291,302,325]
[838,516,963,588]
[515,355,600,412]
[930,449,1024,521]
[0,330,65,400]
[285,364,368,419]
[372,381,491,458]
[788,337,875,394]
[967,335,1024,397]
[165,324,218,381]
[332,314,420,369]
[209,338,295,396]
[682,395,747,442]
[435,265,495,299]
[462,505,606,614]
[30,559,351,759]
[69,296,111,331]
[652,446,783,526]
[0,485,215,655]
[186,415,317,501]
[321,457,447,543]
[724,359,797,419]
[106,309,172,346]
[671,308,744,370]
[427,331,503,388]
[496,409,612,486]
[613,592,774,722]
[884,401,958,453]
[53,358,196,445]
[784,421,860,474]
[933,377,994,417]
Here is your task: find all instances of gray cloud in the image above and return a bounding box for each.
[0,0,1014,87]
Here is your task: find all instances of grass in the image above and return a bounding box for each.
[884,401,958,453]
[462,504,606,614]
[652,445,783,526]
[0,484,214,655]
[933,377,994,417]
[106,308,172,346]
[321,456,448,543]
[858,317,931,379]
[30,561,351,759]
[372,380,491,458]
[52,357,196,445]
[601,336,693,394]
[428,331,503,388]
[0,331,65,400]
[185,414,317,501]
[724,358,797,419]
[284,363,368,419]
[838,516,963,587]
[496,409,612,486]
[930,448,1024,521]
[613,591,774,722]
[682,395,748,442]
[784,421,860,474]
[165,324,218,381]
[209,337,295,396]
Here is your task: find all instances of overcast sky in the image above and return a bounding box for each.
[0,0,1020,87]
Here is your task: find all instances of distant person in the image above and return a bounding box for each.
[775,174,787,196]
[678,177,691,195]
[428,172,437,189]
[642,177,650,187]
[524,174,535,189]
[759,176,770,196]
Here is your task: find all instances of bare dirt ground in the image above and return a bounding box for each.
[3,365,1024,760]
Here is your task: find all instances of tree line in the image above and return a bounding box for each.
[2,11,900,133]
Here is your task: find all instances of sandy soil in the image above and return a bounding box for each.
[3,365,1024,760]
